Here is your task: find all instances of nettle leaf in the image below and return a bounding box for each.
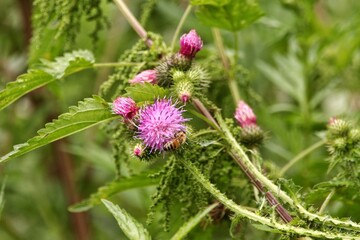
[40,50,95,78]
[0,70,56,111]
[0,50,95,111]
[190,0,230,6]
[125,83,168,103]
[195,0,264,32]
[102,199,152,240]
[170,203,219,240]
[69,173,159,212]
[0,96,118,163]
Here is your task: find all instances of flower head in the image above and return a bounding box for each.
[234,101,257,128]
[179,29,203,58]
[129,70,157,84]
[112,97,138,119]
[138,99,188,151]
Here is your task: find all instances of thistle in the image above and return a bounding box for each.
[112,97,138,120]
[179,29,203,59]
[129,69,158,84]
[234,101,257,128]
[137,99,188,152]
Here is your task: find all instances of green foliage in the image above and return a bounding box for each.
[170,202,218,240]
[0,180,5,218]
[0,96,117,163]
[0,50,94,111]
[102,199,152,240]
[69,173,159,212]
[194,0,264,31]
[125,83,168,103]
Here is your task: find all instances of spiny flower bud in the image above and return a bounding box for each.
[327,117,350,138]
[155,55,191,87]
[129,70,157,84]
[174,79,194,103]
[349,129,360,143]
[239,125,264,148]
[133,143,145,158]
[179,29,203,59]
[112,97,138,120]
[234,101,257,128]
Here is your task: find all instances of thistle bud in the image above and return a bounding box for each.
[174,79,194,103]
[239,125,264,148]
[179,29,203,59]
[327,117,350,138]
[133,143,145,158]
[112,97,138,120]
[129,70,157,84]
[234,101,257,128]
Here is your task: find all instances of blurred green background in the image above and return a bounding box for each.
[1,0,360,239]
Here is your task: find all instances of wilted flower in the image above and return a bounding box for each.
[112,97,138,119]
[234,101,257,128]
[179,29,203,58]
[129,70,157,84]
[138,99,188,151]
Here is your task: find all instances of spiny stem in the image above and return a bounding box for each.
[318,188,336,215]
[178,157,360,240]
[113,0,153,47]
[170,5,193,51]
[93,62,145,68]
[279,139,326,177]
[212,28,241,105]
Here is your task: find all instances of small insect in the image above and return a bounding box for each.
[163,131,186,151]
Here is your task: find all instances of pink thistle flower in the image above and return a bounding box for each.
[129,70,157,84]
[179,29,203,58]
[138,99,188,151]
[112,97,138,119]
[234,101,257,128]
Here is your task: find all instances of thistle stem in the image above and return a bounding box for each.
[93,62,145,68]
[170,5,193,51]
[113,0,153,47]
[212,28,241,105]
[279,139,326,177]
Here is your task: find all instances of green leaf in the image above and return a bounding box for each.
[0,50,95,111]
[190,0,230,6]
[195,0,264,31]
[0,70,56,111]
[40,50,95,78]
[0,96,118,163]
[69,173,159,212]
[170,202,219,240]
[102,199,152,240]
[125,83,168,103]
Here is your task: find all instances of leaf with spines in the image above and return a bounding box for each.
[125,83,168,103]
[102,199,152,240]
[0,96,118,163]
[0,50,95,111]
[195,0,264,32]
[69,173,159,212]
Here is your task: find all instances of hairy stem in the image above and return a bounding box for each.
[179,157,360,239]
[279,139,326,177]
[93,62,146,68]
[113,0,152,47]
[170,5,193,51]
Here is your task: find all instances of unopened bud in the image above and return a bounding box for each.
[112,97,138,120]
[179,29,203,59]
[234,101,257,128]
[129,70,157,84]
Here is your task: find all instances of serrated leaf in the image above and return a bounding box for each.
[0,50,95,111]
[0,70,56,111]
[40,50,95,78]
[195,0,264,31]
[190,0,230,6]
[102,199,152,240]
[0,96,118,163]
[125,83,168,103]
[170,202,218,240]
[69,173,159,212]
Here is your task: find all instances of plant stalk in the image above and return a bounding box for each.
[170,5,193,51]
